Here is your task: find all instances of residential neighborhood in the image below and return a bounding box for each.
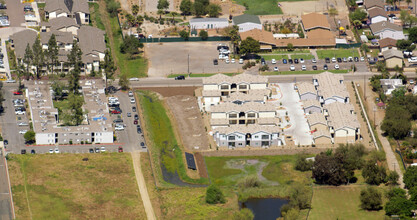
[1,0,417,219]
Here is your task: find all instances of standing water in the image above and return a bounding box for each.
[240,198,289,220]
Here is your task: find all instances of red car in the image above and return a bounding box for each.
[111,110,121,114]
[134,120,138,125]
[13,91,22,95]
[118,147,123,152]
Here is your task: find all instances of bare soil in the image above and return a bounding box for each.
[194,152,208,178]
[137,87,197,97]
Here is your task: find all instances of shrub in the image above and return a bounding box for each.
[205,185,226,204]
[69,140,73,145]
[259,64,269,72]
[232,208,253,220]
[295,153,313,171]
[289,184,311,209]
[237,176,262,188]
[360,187,382,210]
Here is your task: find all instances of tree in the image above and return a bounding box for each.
[362,160,387,185]
[157,9,164,21]
[22,44,33,80]
[132,4,139,15]
[205,185,226,204]
[409,27,417,43]
[295,153,313,171]
[352,20,362,29]
[282,208,299,220]
[360,187,382,210]
[24,130,36,144]
[169,11,178,23]
[106,0,121,17]
[47,34,59,75]
[387,188,407,200]
[239,37,260,55]
[179,29,189,40]
[180,0,193,15]
[62,93,84,126]
[32,36,44,79]
[199,30,208,40]
[385,196,416,217]
[287,43,294,51]
[335,144,366,182]
[312,152,347,185]
[67,40,83,94]
[157,0,169,11]
[193,0,206,17]
[120,35,144,58]
[102,49,116,88]
[289,184,311,209]
[409,186,417,204]
[51,79,65,100]
[386,170,400,185]
[404,166,417,189]
[349,8,367,22]
[119,74,130,90]
[232,208,254,220]
[207,4,221,17]
[226,25,240,54]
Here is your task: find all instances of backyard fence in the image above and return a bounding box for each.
[335,43,362,48]
[139,36,231,43]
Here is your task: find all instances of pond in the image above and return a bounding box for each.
[240,198,289,220]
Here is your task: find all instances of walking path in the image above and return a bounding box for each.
[131,152,156,220]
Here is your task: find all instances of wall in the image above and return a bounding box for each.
[300,93,317,101]
[237,22,262,32]
[203,84,218,90]
[378,30,405,40]
[204,96,220,107]
[314,136,332,144]
[304,106,321,114]
[386,57,403,68]
[250,83,267,90]
[371,16,388,24]
[190,21,229,30]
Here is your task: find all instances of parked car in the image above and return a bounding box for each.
[101,147,106,152]
[0,3,7,9]
[129,77,139,81]
[213,59,218,65]
[360,57,365,62]
[49,149,54,153]
[130,97,135,104]
[21,149,26,154]
[231,58,235,63]
[300,58,305,63]
[128,91,133,97]
[337,58,342,63]
[132,106,136,112]
[175,75,185,80]
[54,148,59,153]
[288,59,293,64]
[271,59,276,64]
[282,59,287,64]
[335,64,340,69]
[274,66,279,72]
[118,147,123,152]
[239,58,244,64]
[89,148,94,153]
[323,64,328,70]
[127,112,132,117]
[137,126,142,133]
[15,111,25,115]
[342,57,347,62]
[331,57,336,63]
[141,142,145,147]
[312,65,317,70]
[325,58,330,63]
[312,58,317,63]
[225,58,230,64]
[5,79,16,83]
[13,91,22,95]
[23,5,32,11]
[261,58,265,65]
[115,125,124,131]
[18,122,29,126]
[348,57,353,62]
[95,147,100,153]
[134,120,138,125]
[4,140,8,145]
[354,57,359,62]
[408,57,417,63]
[113,119,123,123]
[290,65,295,71]
[301,65,306,71]
[111,110,121,114]
[134,114,139,120]
[294,58,299,64]
[31,149,35,154]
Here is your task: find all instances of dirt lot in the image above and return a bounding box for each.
[137,87,197,97]
[166,95,209,151]
[145,41,243,77]
[281,0,348,17]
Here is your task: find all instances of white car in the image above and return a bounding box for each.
[225,58,230,64]
[312,58,317,63]
[239,58,244,64]
[300,58,305,63]
[360,57,365,62]
[130,98,135,104]
[18,122,29,126]
[129,78,139,81]
[301,65,306,71]
[290,65,295,71]
[15,111,25,115]
[331,57,336,63]
[274,66,279,72]
[101,147,106,152]
[108,97,118,102]
[231,58,235,63]
[19,130,27,134]
[128,91,133,97]
[115,125,124,131]
[49,149,54,154]
[5,79,16,83]
[335,64,340,69]
[271,59,276,64]
[54,148,59,153]
[408,57,417,63]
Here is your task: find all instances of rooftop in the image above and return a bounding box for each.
[368,7,387,18]
[10,29,38,58]
[314,72,349,100]
[40,31,74,45]
[324,102,360,130]
[214,124,281,135]
[364,0,385,9]
[297,82,317,95]
[370,21,402,33]
[223,89,270,102]
[45,0,89,15]
[302,99,321,108]
[190,18,228,23]
[203,73,268,85]
[40,16,79,30]
[306,113,327,126]
[379,37,397,48]
[382,48,403,59]
[232,14,261,25]
[240,29,276,45]
[312,129,332,139]
[301,13,331,31]
[210,101,276,113]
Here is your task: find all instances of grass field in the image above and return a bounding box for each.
[7,154,145,219]
[106,11,147,78]
[137,91,209,185]
[235,0,283,15]
[89,3,105,30]
[291,54,315,60]
[316,49,360,59]
[263,69,350,75]
[309,186,386,220]
[269,50,311,54]
[262,54,289,60]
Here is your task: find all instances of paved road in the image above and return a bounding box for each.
[0,156,13,220]
[5,0,25,27]
[131,152,156,220]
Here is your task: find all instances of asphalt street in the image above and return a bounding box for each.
[263,58,368,72]
[0,156,12,220]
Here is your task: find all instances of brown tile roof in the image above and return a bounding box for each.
[210,101,276,113]
[301,13,330,31]
[364,0,385,9]
[302,99,321,108]
[306,29,334,39]
[368,7,387,18]
[240,29,276,45]
[45,0,89,14]
[312,129,332,139]
[379,37,397,48]
[203,73,268,85]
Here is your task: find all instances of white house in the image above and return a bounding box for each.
[370,21,405,40]
[368,7,388,24]
[380,79,404,95]
[297,82,317,100]
[313,72,349,105]
[379,38,397,52]
[189,18,229,30]
[232,14,262,32]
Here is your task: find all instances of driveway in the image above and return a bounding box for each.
[146,41,243,77]
[274,83,312,145]
[5,0,24,27]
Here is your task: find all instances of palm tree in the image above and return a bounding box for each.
[170,11,178,23]
[157,9,164,21]
[132,4,140,15]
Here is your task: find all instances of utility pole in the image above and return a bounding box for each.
[364,74,367,101]
[187,53,190,76]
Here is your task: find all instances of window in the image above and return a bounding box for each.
[247,113,256,118]
[229,114,237,118]
[228,136,235,141]
[238,143,243,146]
[262,135,269,140]
[254,136,258,138]
[221,85,228,90]
[239,85,247,90]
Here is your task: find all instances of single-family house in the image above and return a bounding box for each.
[232,14,262,32]
[370,21,405,40]
[312,129,333,145]
[301,13,331,31]
[364,0,385,10]
[323,102,360,143]
[306,113,328,131]
[379,37,397,52]
[45,0,90,25]
[302,99,322,114]
[368,7,388,24]
[380,78,404,95]
[297,82,317,100]
[40,16,80,35]
[382,48,403,68]
[313,72,349,105]
[189,18,229,30]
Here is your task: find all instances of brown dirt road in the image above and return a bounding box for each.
[131,152,156,220]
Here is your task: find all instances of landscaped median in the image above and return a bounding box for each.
[262,69,351,75]
[316,49,360,59]
[137,91,209,186]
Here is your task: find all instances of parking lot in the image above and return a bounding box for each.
[146,41,243,77]
[263,57,369,72]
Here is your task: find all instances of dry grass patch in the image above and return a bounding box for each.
[8,153,145,220]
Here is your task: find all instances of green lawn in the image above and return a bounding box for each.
[316,49,360,59]
[309,186,386,220]
[235,0,283,15]
[37,3,45,8]
[266,49,311,54]
[205,155,311,186]
[263,69,350,75]
[290,54,315,60]
[7,154,145,220]
[107,13,147,78]
[262,54,288,60]
[89,2,105,30]
[137,91,209,185]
